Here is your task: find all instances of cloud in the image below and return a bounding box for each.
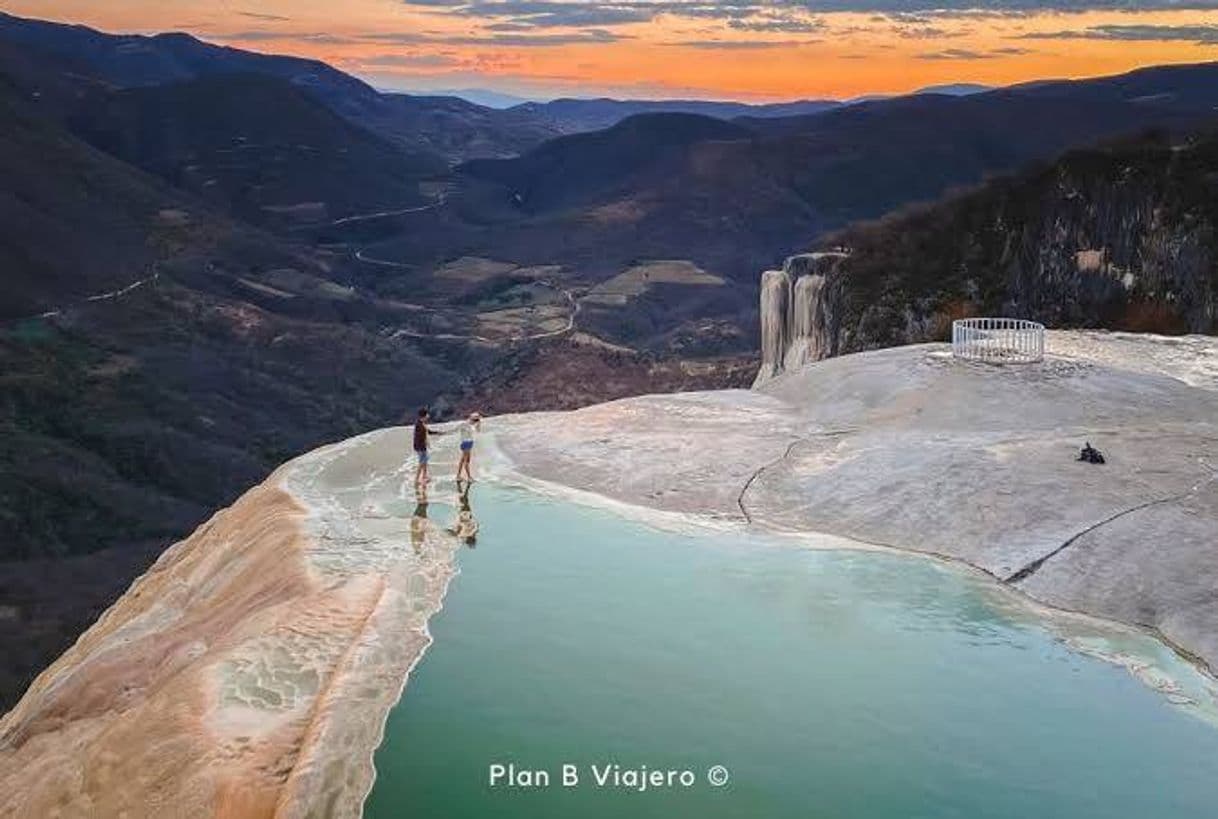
[354,32,441,44]
[217,2,1218,55]
[1020,23,1218,45]
[413,1,826,36]
[409,0,657,28]
[360,53,465,67]
[401,0,1218,21]
[917,47,992,60]
[802,0,1217,10]
[728,16,824,34]
[667,39,814,49]
[238,11,292,22]
[215,27,629,47]
[895,24,968,39]
[915,46,1032,59]
[458,28,629,44]
[216,31,360,45]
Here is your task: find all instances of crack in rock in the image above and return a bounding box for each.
[1008,461,1218,584]
[737,429,856,524]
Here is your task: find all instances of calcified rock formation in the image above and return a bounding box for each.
[0,434,464,819]
[756,269,791,384]
[753,252,847,386]
[498,332,1218,675]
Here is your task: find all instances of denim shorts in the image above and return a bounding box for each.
[460,441,474,452]
[415,449,429,465]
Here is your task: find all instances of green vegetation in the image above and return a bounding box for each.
[821,130,1218,350]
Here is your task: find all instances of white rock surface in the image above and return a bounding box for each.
[497,333,1218,673]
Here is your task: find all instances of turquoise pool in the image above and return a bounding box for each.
[364,483,1218,818]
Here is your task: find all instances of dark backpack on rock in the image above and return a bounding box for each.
[1078,442,1105,464]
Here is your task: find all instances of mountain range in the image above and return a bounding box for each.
[415,81,992,115]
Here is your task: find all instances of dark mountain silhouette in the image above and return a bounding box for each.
[510,97,840,134]
[0,70,196,318]
[911,83,992,96]
[367,91,560,162]
[68,73,443,227]
[0,11,558,162]
[462,112,754,212]
[0,11,378,107]
[498,82,990,133]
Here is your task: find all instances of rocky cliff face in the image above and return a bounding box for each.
[757,131,1218,377]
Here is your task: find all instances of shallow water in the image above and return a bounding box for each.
[364,482,1218,818]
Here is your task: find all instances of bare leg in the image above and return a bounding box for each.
[417,455,430,486]
[457,451,471,481]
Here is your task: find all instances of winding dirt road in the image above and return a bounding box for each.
[385,281,580,344]
[7,268,161,325]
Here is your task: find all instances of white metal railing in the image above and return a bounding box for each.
[951,317,1044,363]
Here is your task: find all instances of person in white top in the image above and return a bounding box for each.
[456,411,481,483]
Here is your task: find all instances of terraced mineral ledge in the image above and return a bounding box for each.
[1,331,1217,816]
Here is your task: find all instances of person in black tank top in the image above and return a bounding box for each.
[413,407,445,487]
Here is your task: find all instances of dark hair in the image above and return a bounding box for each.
[418,407,429,418]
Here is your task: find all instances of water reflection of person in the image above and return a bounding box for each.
[447,481,479,548]
[410,486,429,556]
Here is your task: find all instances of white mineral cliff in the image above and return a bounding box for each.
[0,435,465,819]
[756,268,790,384]
[754,252,847,386]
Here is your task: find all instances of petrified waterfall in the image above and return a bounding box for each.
[753,253,846,387]
[756,269,791,384]
[786,273,829,371]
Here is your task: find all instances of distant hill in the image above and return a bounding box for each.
[510,96,840,134]
[0,11,376,107]
[914,82,993,96]
[461,112,755,212]
[369,92,560,162]
[69,73,443,226]
[0,71,196,317]
[424,87,537,109]
[753,61,1218,140]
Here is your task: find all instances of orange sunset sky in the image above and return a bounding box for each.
[5,1,1218,100]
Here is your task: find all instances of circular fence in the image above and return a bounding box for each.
[951,318,1045,363]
